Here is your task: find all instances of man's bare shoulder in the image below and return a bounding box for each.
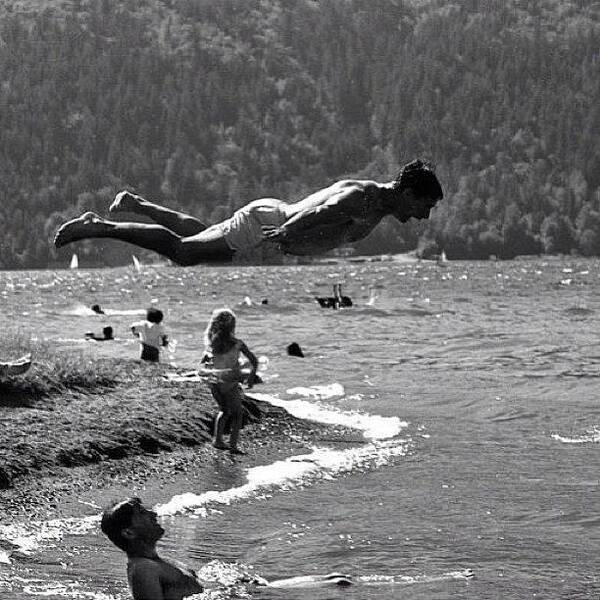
[330,179,382,192]
[292,179,386,214]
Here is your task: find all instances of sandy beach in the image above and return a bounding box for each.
[0,358,360,524]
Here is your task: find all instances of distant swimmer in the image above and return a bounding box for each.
[100,498,352,600]
[91,304,105,315]
[85,326,114,341]
[287,342,305,357]
[54,159,443,264]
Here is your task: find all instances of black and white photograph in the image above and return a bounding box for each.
[0,1,599,598]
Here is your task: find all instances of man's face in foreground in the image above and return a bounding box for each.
[120,499,165,544]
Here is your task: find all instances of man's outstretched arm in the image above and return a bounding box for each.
[262,187,364,244]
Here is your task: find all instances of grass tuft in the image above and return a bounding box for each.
[0,332,120,402]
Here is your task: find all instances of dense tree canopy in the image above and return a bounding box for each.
[0,0,598,267]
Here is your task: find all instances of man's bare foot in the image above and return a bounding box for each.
[229,447,246,455]
[54,212,112,248]
[109,191,141,214]
[212,441,229,451]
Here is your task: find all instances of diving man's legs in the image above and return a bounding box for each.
[53,212,234,265]
[110,192,208,237]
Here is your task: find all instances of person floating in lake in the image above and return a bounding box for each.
[200,308,258,454]
[131,308,168,362]
[53,159,443,264]
[100,497,352,600]
[85,326,114,341]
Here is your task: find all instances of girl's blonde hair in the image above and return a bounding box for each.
[204,308,237,354]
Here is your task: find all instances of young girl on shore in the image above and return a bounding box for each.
[200,308,258,454]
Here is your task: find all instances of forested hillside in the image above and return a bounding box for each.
[0,0,598,267]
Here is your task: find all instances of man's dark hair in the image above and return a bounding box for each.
[394,159,443,200]
[146,308,163,324]
[100,497,141,552]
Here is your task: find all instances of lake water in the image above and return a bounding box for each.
[1,256,599,599]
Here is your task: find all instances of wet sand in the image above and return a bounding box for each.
[0,359,360,522]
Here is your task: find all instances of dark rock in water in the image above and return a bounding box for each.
[287,342,304,357]
[261,298,269,305]
[102,326,114,340]
[91,304,105,315]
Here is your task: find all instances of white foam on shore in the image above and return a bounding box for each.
[0,515,99,559]
[4,574,120,599]
[552,428,600,444]
[285,383,345,399]
[359,568,474,585]
[156,438,410,518]
[248,390,406,440]
[156,388,409,518]
[0,389,408,555]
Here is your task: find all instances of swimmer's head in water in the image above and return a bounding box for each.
[102,326,114,339]
[101,497,164,552]
[204,307,237,354]
[146,307,164,324]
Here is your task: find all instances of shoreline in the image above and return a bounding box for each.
[0,359,362,523]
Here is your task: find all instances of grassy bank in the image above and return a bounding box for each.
[0,346,355,494]
[0,333,120,404]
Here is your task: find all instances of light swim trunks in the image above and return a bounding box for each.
[217,198,289,252]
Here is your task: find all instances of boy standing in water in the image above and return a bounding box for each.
[131,308,169,362]
[100,497,352,598]
[100,497,204,600]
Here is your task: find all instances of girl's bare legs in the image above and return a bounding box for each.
[53,211,234,265]
[228,405,244,454]
[211,385,230,449]
[210,385,244,453]
[213,410,229,449]
[110,191,208,236]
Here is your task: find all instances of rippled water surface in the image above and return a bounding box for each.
[1,256,600,599]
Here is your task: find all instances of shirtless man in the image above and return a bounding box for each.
[54,159,442,265]
[100,497,352,599]
[100,497,204,600]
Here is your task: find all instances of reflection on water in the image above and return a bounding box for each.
[1,257,600,598]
